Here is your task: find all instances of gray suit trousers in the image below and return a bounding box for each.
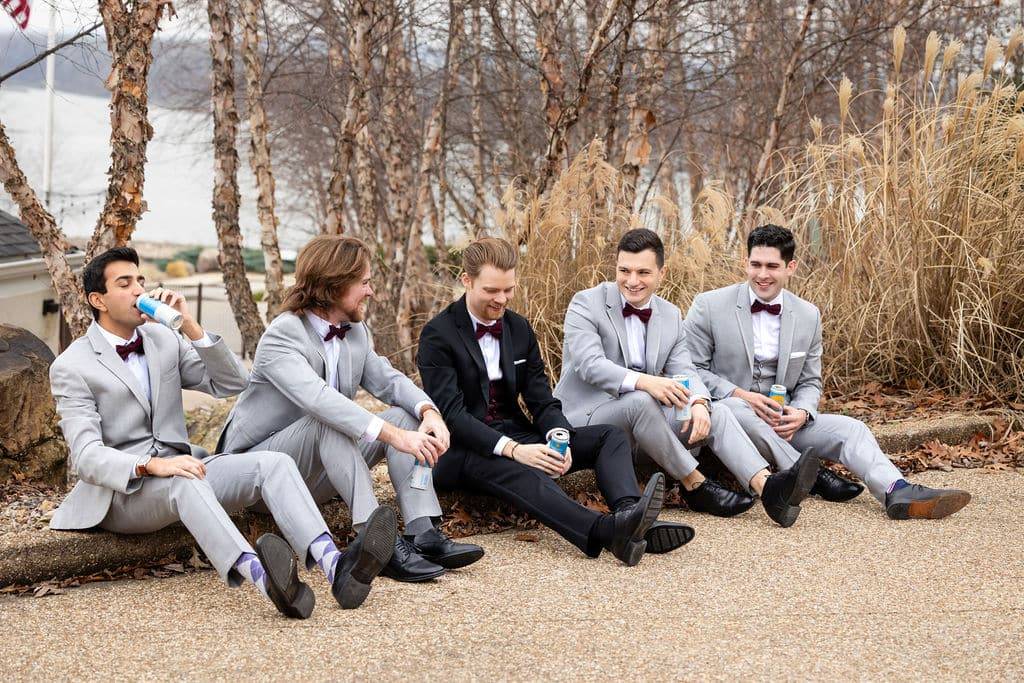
[588,392,769,487]
[717,397,902,502]
[251,407,443,527]
[100,450,329,585]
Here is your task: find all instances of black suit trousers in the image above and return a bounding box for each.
[433,423,639,556]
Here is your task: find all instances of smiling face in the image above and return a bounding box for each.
[461,265,516,322]
[616,248,664,307]
[745,245,797,301]
[88,260,147,336]
[334,263,374,323]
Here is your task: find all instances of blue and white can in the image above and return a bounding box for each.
[673,374,691,421]
[136,295,183,331]
[547,428,570,461]
[411,461,432,490]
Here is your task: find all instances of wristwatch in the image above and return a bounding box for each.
[135,455,152,478]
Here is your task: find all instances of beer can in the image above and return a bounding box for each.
[547,428,570,461]
[136,295,183,331]
[672,374,691,421]
[769,384,787,410]
[411,461,432,490]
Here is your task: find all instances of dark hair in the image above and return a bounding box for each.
[616,228,665,267]
[83,246,140,320]
[747,224,796,262]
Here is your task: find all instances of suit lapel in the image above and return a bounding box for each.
[498,312,516,397]
[644,299,662,374]
[776,291,796,383]
[734,284,756,371]
[603,284,631,366]
[140,326,161,416]
[87,323,151,416]
[300,315,328,381]
[454,297,490,404]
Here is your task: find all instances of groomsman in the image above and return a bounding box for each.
[50,247,398,618]
[221,235,483,582]
[555,229,822,529]
[417,237,667,565]
[684,224,971,520]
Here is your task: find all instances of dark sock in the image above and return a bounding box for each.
[612,496,640,512]
[888,479,910,494]
[589,513,616,551]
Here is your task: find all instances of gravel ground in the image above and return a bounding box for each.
[1,468,1020,680]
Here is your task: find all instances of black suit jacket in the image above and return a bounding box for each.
[417,295,572,456]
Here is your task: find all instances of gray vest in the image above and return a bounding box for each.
[749,357,778,396]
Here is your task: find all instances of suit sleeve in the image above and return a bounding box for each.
[561,292,630,396]
[417,322,505,456]
[789,309,823,419]
[49,361,142,494]
[662,312,711,401]
[520,322,572,436]
[359,325,432,417]
[176,331,250,397]
[254,323,377,440]
[683,295,739,400]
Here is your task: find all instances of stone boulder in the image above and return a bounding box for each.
[0,326,67,485]
[196,248,221,274]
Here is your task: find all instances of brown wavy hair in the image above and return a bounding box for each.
[280,235,371,314]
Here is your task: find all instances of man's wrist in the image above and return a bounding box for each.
[180,319,204,341]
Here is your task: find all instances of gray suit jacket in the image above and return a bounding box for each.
[50,322,249,530]
[553,281,711,426]
[683,282,823,417]
[220,311,430,452]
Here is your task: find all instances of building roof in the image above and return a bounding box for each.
[0,209,40,262]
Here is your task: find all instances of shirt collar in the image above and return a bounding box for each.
[467,310,499,330]
[748,286,784,308]
[619,293,652,310]
[97,324,139,351]
[305,311,336,340]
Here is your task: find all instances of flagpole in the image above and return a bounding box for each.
[42,2,57,208]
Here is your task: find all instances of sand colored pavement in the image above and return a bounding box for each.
[1,469,1021,680]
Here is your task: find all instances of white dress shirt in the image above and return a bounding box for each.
[305,312,433,443]
[97,324,214,403]
[468,311,513,456]
[748,287,783,362]
[618,294,651,393]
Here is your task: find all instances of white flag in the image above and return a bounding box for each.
[2,0,30,29]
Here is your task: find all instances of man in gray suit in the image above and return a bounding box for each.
[221,235,483,582]
[684,224,971,520]
[555,229,821,530]
[50,247,398,618]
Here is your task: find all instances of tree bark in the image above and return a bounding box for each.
[0,122,92,337]
[208,0,264,357]
[621,0,667,208]
[240,0,285,321]
[469,1,488,234]
[323,0,375,235]
[87,0,173,260]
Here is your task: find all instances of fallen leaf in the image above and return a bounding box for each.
[513,531,540,542]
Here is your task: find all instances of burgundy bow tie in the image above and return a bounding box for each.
[115,336,144,361]
[751,300,782,316]
[475,320,503,340]
[324,323,351,342]
[622,304,652,324]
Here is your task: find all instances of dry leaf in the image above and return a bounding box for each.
[513,531,540,542]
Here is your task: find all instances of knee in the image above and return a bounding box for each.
[168,475,215,501]
[250,450,299,478]
[595,424,630,451]
[389,408,420,431]
[621,391,662,419]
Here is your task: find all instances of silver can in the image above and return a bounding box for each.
[769,384,787,412]
[410,461,432,490]
[672,374,691,421]
[136,295,183,331]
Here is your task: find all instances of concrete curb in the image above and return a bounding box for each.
[0,412,999,587]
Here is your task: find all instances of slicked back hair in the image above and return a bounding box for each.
[462,237,518,278]
[83,246,140,320]
[747,224,796,262]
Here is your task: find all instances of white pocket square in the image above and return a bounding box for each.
[790,352,806,359]
[514,359,527,365]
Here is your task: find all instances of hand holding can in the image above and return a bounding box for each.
[769,384,787,412]
[673,374,692,422]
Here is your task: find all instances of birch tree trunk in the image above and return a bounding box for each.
[240,0,285,321]
[621,0,667,208]
[0,122,91,336]
[469,1,488,234]
[87,0,174,260]
[208,0,264,357]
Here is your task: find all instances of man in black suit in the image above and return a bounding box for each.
[417,237,692,565]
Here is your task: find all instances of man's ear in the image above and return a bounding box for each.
[459,272,471,289]
[88,291,107,314]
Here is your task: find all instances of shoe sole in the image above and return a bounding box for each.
[644,525,695,554]
[786,450,821,508]
[888,490,971,520]
[336,507,398,609]
[255,533,315,619]
[428,547,485,570]
[631,473,666,545]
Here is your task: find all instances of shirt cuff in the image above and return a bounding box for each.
[190,333,215,348]
[362,416,385,443]
[619,371,640,393]
[414,400,436,419]
[493,436,511,457]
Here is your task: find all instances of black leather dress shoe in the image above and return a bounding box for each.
[681,479,756,517]
[608,473,665,566]
[761,449,820,528]
[644,521,695,554]
[381,535,446,583]
[332,506,397,609]
[407,527,485,569]
[885,483,970,520]
[811,469,864,502]
[254,532,315,619]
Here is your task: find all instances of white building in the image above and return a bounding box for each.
[0,210,85,353]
